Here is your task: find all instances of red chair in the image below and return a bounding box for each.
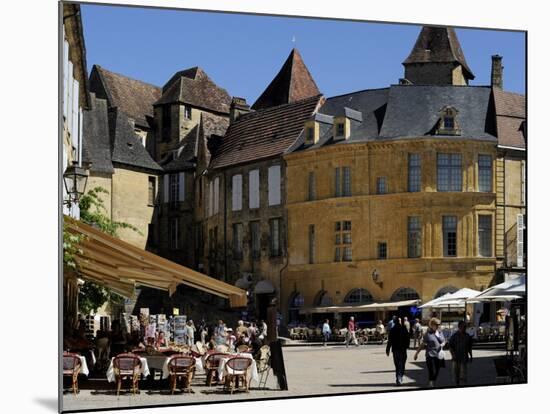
[204,352,228,386]
[168,354,196,394]
[112,353,142,395]
[224,357,253,394]
[63,352,82,395]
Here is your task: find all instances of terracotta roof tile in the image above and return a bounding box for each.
[493,88,526,148]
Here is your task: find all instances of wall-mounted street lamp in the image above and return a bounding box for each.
[372,268,383,288]
[63,161,88,205]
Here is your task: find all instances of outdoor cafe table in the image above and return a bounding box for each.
[216,353,259,385]
[106,357,150,382]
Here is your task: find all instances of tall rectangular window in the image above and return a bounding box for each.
[478,155,493,192]
[376,177,387,194]
[170,218,179,250]
[232,174,243,211]
[232,223,243,260]
[268,165,281,206]
[249,169,260,209]
[335,221,352,262]
[443,215,458,257]
[213,177,220,214]
[162,105,171,142]
[308,224,315,264]
[250,221,261,259]
[269,218,282,257]
[334,167,341,197]
[407,216,422,258]
[148,176,156,206]
[308,171,316,201]
[408,153,421,192]
[377,242,387,259]
[478,215,492,257]
[183,105,192,119]
[169,173,179,208]
[343,166,352,196]
[437,153,462,192]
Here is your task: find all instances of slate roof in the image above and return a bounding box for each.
[83,94,162,174]
[89,65,161,129]
[210,95,323,169]
[403,26,475,80]
[155,67,231,114]
[251,49,321,110]
[493,88,526,148]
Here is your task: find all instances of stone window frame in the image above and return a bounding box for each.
[407,216,422,258]
[269,217,283,257]
[437,153,463,192]
[478,154,493,192]
[478,214,493,258]
[376,176,387,194]
[442,215,458,257]
[334,220,352,262]
[377,241,388,260]
[336,122,345,137]
[408,153,422,192]
[183,105,192,120]
[436,106,462,136]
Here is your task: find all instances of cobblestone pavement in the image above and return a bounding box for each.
[62,344,506,412]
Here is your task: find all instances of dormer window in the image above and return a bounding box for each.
[304,120,319,145]
[306,127,314,141]
[336,123,345,137]
[436,106,461,136]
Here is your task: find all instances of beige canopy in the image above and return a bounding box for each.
[299,299,421,314]
[64,216,247,308]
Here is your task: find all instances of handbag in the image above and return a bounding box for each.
[438,348,446,368]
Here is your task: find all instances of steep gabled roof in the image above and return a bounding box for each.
[155,67,231,114]
[89,65,161,129]
[493,88,526,148]
[210,95,323,169]
[251,48,321,110]
[403,26,475,80]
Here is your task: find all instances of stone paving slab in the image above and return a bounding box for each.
[62,345,508,412]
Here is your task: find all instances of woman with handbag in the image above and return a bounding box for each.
[414,317,445,387]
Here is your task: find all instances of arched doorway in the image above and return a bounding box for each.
[311,290,334,325]
[391,287,421,320]
[254,280,275,321]
[434,285,459,299]
[288,292,305,326]
[342,288,375,328]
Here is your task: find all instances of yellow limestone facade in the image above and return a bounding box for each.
[283,138,497,324]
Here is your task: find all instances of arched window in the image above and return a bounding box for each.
[288,292,305,325]
[314,290,333,307]
[434,285,458,299]
[344,288,374,304]
[290,292,304,308]
[391,287,420,301]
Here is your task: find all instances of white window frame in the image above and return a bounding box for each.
[268,165,281,206]
[232,174,243,211]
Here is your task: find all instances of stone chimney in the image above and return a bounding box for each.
[491,55,503,89]
[230,97,251,123]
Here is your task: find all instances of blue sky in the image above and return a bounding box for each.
[81,4,525,104]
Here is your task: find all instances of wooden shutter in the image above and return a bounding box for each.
[517,214,524,267]
[71,79,79,150]
[232,174,242,211]
[78,108,83,164]
[163,175,170,203]
[66,61,74,135]
[249,169,260,209]
[268,165,281,206]
[63,40,69,118]
[178,172,185,201]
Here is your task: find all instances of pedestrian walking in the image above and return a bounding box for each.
[185,321,194,347]
[386,317,410,385]
[403,316,411,348]
[412,318,422,348]
[322,319,331,346]
[345,316,358,347]
[449,321,473,386]
[414,317,445,387]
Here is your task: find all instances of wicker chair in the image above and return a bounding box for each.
[112,353,142,395]
[63,352,82,395]
[204,352,228,386]
[256,345,271,389]
[224,357,252,394]
[168,354,196,394]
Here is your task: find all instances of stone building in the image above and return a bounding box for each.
[203,49,323,318]
[281,26,525,326]
[88,65,161,147]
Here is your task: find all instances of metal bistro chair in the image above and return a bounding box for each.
[63,352,82,395]
[113,353,142,395]
[168,354,196,394]
[204,352,228,386]
[256,345,271,389]
[224,357,253,394]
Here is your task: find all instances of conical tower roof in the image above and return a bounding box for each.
[251,48,321,110]
[403,26,475,80]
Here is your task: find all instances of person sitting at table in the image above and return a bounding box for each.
[155,331,168,348]
[236,320,248,337]
[226,328,236,351]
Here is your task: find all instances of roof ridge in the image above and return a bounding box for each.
[239,94,322,121]
[327,87,390,99]
[95,65,161,90]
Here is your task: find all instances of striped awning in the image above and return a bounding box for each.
[64,216,247,308]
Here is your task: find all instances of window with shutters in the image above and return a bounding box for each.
[268,165,281,206]
[376,177,387,194]
[478,215,493,257]
[308,171,316,201]
[169,173,179,209]
[408,216,422,258]
[249,169,260,209]
[335,221,352,262]
[250,221,261,260]
[148,177,156,206]
[517,214,525,267]
[308,224,315,264]
[437,153,462,191]
[377,242,387,259]
[478,155,493,192]
[232,174,243,211]
[269,218,282,257]
[170,218,179,250]
[408,153,421,192]
[162,105,171,142]
[232,223,243,260]
[443,215,457,257]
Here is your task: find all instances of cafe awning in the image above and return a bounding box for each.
[299,299,421,314]
[64,217,247,308]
